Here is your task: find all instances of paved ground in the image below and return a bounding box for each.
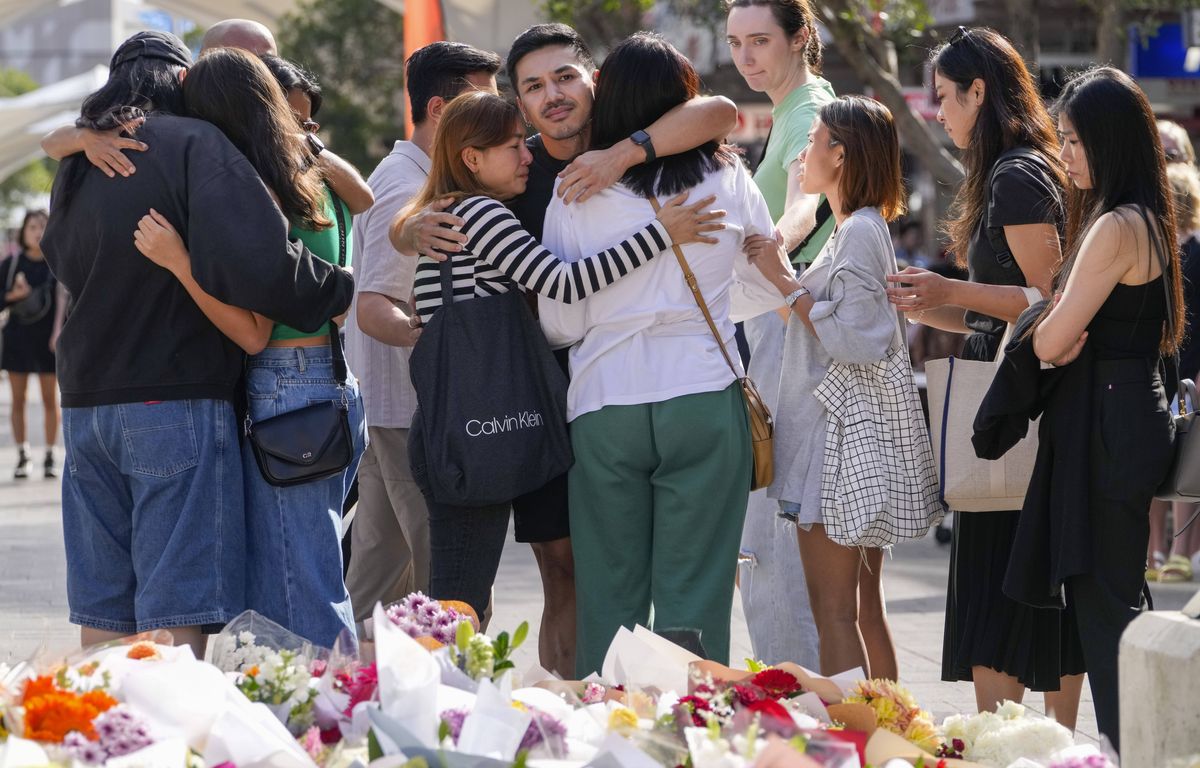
[1,377,1197,744]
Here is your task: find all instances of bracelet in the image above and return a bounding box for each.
[784,286,810,308]
[906,309,927,325]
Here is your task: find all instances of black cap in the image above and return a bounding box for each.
[110,30,193,70]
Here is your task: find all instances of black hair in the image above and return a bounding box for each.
[260,55,322,118]
[59,55,187,210]
[1053,67,1183,353]
[505,23,595,93]
[19,209,48,251]
[590,33,736,199]
[405,41,501,125]
[931,27,1066,266]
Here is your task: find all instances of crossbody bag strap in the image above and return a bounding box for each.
[329,186,349,387]
[649,196,740,380]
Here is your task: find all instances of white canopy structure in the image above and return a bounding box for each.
[0,66,108,181]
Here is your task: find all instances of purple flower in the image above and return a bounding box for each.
[63,731,108,765]
[520,709,567,753]
[402,592,432,613]
[417,601,442,627]
[439,708,470,744]
[93,706,154,758]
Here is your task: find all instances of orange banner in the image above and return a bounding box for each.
[404,0,447,138]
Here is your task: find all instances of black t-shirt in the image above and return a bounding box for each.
[42,113,354,407]
[507,134,569,241]
[964,148,1064,345]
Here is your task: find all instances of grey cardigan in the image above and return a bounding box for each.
[770,207,901,519]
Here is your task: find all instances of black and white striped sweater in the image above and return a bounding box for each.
[413,195,670,325]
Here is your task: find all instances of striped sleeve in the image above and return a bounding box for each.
[456,196,670,303]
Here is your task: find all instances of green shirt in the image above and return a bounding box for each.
[270,187,353,341]
[752,76,836,264]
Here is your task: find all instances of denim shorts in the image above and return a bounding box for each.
[243,344,366,649]
[62,399,245,633]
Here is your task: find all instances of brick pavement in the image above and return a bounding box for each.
[2,377,1198,745]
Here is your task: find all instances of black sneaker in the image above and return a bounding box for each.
[14,448,30,480]
[43,451,56,479]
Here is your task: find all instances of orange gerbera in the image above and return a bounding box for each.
[21,677,117,743]
[126,642,162,661]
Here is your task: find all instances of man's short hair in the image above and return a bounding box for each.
[405,42,502,125]
[505,24,595,93]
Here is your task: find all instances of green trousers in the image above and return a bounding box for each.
[568,382,752,677]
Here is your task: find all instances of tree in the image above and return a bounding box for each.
[0,69,57,220]
[542,0,655,48]
[277,0,406,172]
[814,0,963,186]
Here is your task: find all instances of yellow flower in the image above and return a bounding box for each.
[867,696,900,728]
[904,716,940,754]
[607,706,639,733]
[510,701,528,713]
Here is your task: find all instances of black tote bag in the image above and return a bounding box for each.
[409,261,573,507]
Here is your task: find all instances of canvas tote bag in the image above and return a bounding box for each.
[925,289,1042,512]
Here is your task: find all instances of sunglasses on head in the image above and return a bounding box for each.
[949,26,971,45]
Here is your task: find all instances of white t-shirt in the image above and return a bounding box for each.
[344,141,429,430]
[538,161,782,421]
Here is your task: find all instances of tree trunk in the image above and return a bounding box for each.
[815,0,964,186]
[1095,0,1125,66]
[1003,0,1040,66]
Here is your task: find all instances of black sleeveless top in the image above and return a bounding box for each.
[1087,275,1167,361]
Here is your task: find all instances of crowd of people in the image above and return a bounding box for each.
[14,0,1200,759]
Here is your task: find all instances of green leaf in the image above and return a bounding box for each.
[511,622,529,651]
[494,660,515,673]
[744,658,767,673]
[438,718,451,744]
[368,729,383,762]
[495,632,509,660]
[513,749,529,768]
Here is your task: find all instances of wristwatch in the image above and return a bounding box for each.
[630,129,656,163]
[784,286,811,308]
[306,132,325,156]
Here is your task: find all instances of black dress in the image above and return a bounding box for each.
[1,251,57,374]
[941,148,1086,691]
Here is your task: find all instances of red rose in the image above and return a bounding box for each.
[744,697,792,725]
[750,669,802,699]
[733,684,764,706]
[676,695,712,727]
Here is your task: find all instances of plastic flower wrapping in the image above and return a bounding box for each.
[0,595,1110,768]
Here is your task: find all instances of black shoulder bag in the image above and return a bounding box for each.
[245,195,354,487]
[408,259,573,507]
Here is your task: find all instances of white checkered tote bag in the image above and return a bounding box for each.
[812,345,945,548]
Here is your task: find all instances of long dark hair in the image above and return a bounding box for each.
[590,33,736,198]
[932,28,1066,265]
[19,209,48,252]
[184,48,331,230]
[724,0,823,75]
[58,57,188,211]
[1054,67,1183,354]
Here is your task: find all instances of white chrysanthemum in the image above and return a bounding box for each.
[996,700,1026,719]
[967,718,1074,767]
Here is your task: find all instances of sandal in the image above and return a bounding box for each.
[1159,554,1194,583]
[1146,551,1166,582]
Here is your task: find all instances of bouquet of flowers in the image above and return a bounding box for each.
[936,701,1075,767]
[844,678,939,753]
[383,592,479,649]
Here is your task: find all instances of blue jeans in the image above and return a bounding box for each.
[62,399,245,633]
[243,345,365,648]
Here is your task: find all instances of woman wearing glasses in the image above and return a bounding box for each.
[885,28,1084,725]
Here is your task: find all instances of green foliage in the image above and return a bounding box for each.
[0,68,57,214]
[542,0,655,48]
[277,0,405,173]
